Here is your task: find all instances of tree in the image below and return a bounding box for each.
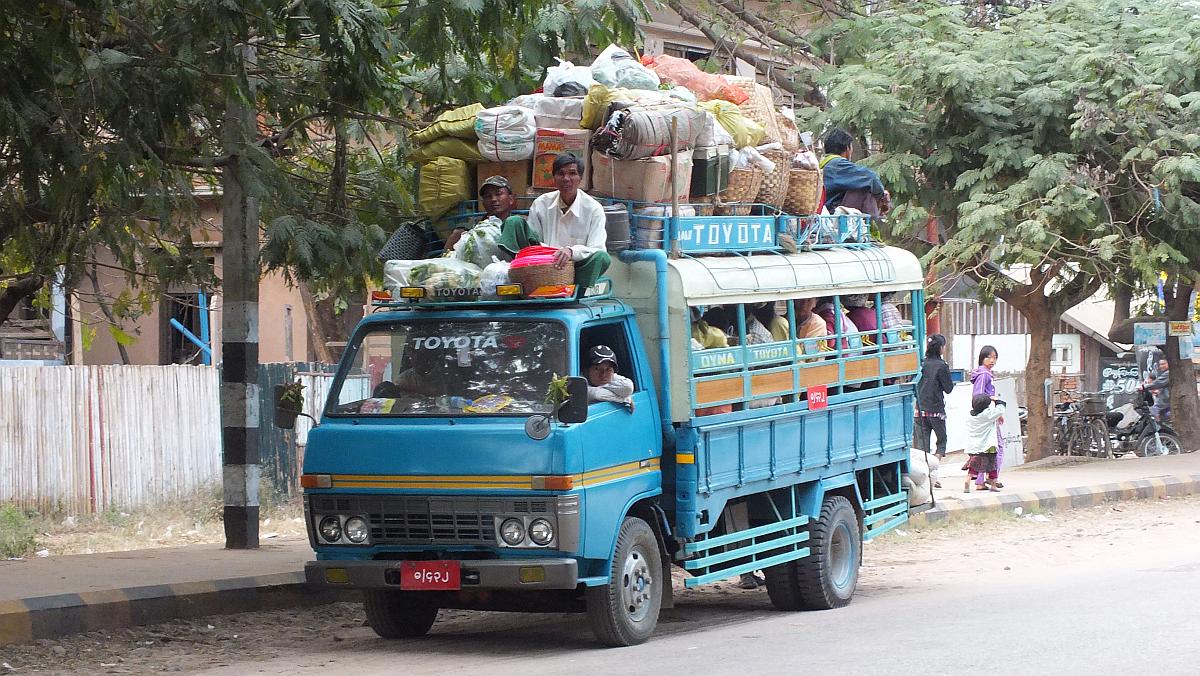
[801,0,1200,458]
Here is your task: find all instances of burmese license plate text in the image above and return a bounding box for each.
[399,561,461,590]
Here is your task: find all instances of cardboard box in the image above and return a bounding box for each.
[532,128,592,190]
[590,150,693,203]
[475,160,532,197]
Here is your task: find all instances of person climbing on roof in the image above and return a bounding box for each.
[444,175,527,252]
[497,153,611,289]
[820,128,891,221]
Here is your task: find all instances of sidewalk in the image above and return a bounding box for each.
[3,452,1199,647]
[917,451,1200,523]
[0,539,347,647]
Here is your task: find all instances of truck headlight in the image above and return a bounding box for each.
[528,519,554,546]
[344,516,369,544]
[499,518,525,546]
[318,516,342,543]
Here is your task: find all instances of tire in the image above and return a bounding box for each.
[363,590,439,639]
[586,516,663,647]
[764,495,860,611]
[1137,433,1182,457]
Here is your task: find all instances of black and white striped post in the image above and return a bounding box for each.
[219,47,260,549]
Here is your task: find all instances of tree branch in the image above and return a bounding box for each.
[665,0,825,106]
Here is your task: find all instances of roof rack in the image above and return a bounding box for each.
[372,278,615,311]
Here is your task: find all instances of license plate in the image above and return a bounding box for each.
[399,560,461,591]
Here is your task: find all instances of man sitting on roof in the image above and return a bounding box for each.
[820,128,891,221]
[444,175,527,251]
[496,153,611,289]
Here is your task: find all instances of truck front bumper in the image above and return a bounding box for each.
[305,558,580,591]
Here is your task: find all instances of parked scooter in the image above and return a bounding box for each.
[1104,391,1182,457]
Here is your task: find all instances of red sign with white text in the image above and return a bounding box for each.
[808,385,829,410]
[399,560,461,590]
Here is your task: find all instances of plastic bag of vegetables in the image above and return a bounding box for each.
[480,258,512,297]
[453,216,504,269]
[407,258,482,297]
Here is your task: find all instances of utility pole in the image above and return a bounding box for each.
[220,45,261,549]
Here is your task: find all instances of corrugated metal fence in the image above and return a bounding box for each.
[0,363,343,514]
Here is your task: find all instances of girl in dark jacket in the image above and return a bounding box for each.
[915,335,954,471]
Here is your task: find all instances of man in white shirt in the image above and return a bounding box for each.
[497,153,611,289]
[585,345,634,410]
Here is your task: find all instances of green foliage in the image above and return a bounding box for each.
[0,504,38,559]
[0,1,644,330]
[813,0,1200,296]
[545,373,570,410]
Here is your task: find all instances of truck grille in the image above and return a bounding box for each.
[308,495,551,545]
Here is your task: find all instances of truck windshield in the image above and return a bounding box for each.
[329,319,567,416]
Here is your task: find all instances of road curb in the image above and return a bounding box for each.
[0,572,356,647]
[912,473,1200,525]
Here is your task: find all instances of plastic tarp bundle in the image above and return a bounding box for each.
[581,84,699,129]
[411,103,484,145]
[641,54,748,105]
[408,137,484,163]
[452,216,504,269]
[418,157,471,220]
[591,44,660,91]
[594,106,707,160]
[697,100,766,148]
[543,59,596,97]
[475,106,537,161]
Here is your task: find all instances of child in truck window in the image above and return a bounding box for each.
[586,345,634,410]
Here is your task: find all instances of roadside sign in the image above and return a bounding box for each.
[1168,320,1192,337]
[1133,322,1167,345]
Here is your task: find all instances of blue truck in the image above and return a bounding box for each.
[288,211,927,646]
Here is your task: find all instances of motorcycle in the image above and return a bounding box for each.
[1104,390,1182,457]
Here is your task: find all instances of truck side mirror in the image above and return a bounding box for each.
[557,376,589,424]
[273,382,304,430]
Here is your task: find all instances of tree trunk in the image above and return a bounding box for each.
[85,266,130,365]
[0,273,43,328]
[1165,283,1200,451]
[298,279,334,364]
[1021,299,1056,461]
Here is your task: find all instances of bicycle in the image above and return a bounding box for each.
[1053,391,1111,459]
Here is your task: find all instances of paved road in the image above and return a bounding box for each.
[204,498,1200,676]
[6,497,1198,674]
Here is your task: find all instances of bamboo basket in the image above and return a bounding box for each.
[783,168,822,215]
[509,261,575,295]
[715,167,763,203]
[754,149,793,208]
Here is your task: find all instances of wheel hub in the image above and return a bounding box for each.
[620,546,654,622]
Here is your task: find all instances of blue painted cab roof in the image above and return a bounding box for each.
[357,298,633,333]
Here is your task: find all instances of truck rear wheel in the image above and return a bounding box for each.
[764,495,860,611]
[363,590,439,639]
[586,516,662,647]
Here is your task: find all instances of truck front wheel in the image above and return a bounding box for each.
[586,516,663,647]
[363,590,439,639]
[764,495,860,611]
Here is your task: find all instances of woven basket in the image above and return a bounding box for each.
[784,168,822,215]
[509,261,575,296]
[755,149,793,208]
[692,203,715,217]
[716,167,764,203]
[712,201,754,216]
